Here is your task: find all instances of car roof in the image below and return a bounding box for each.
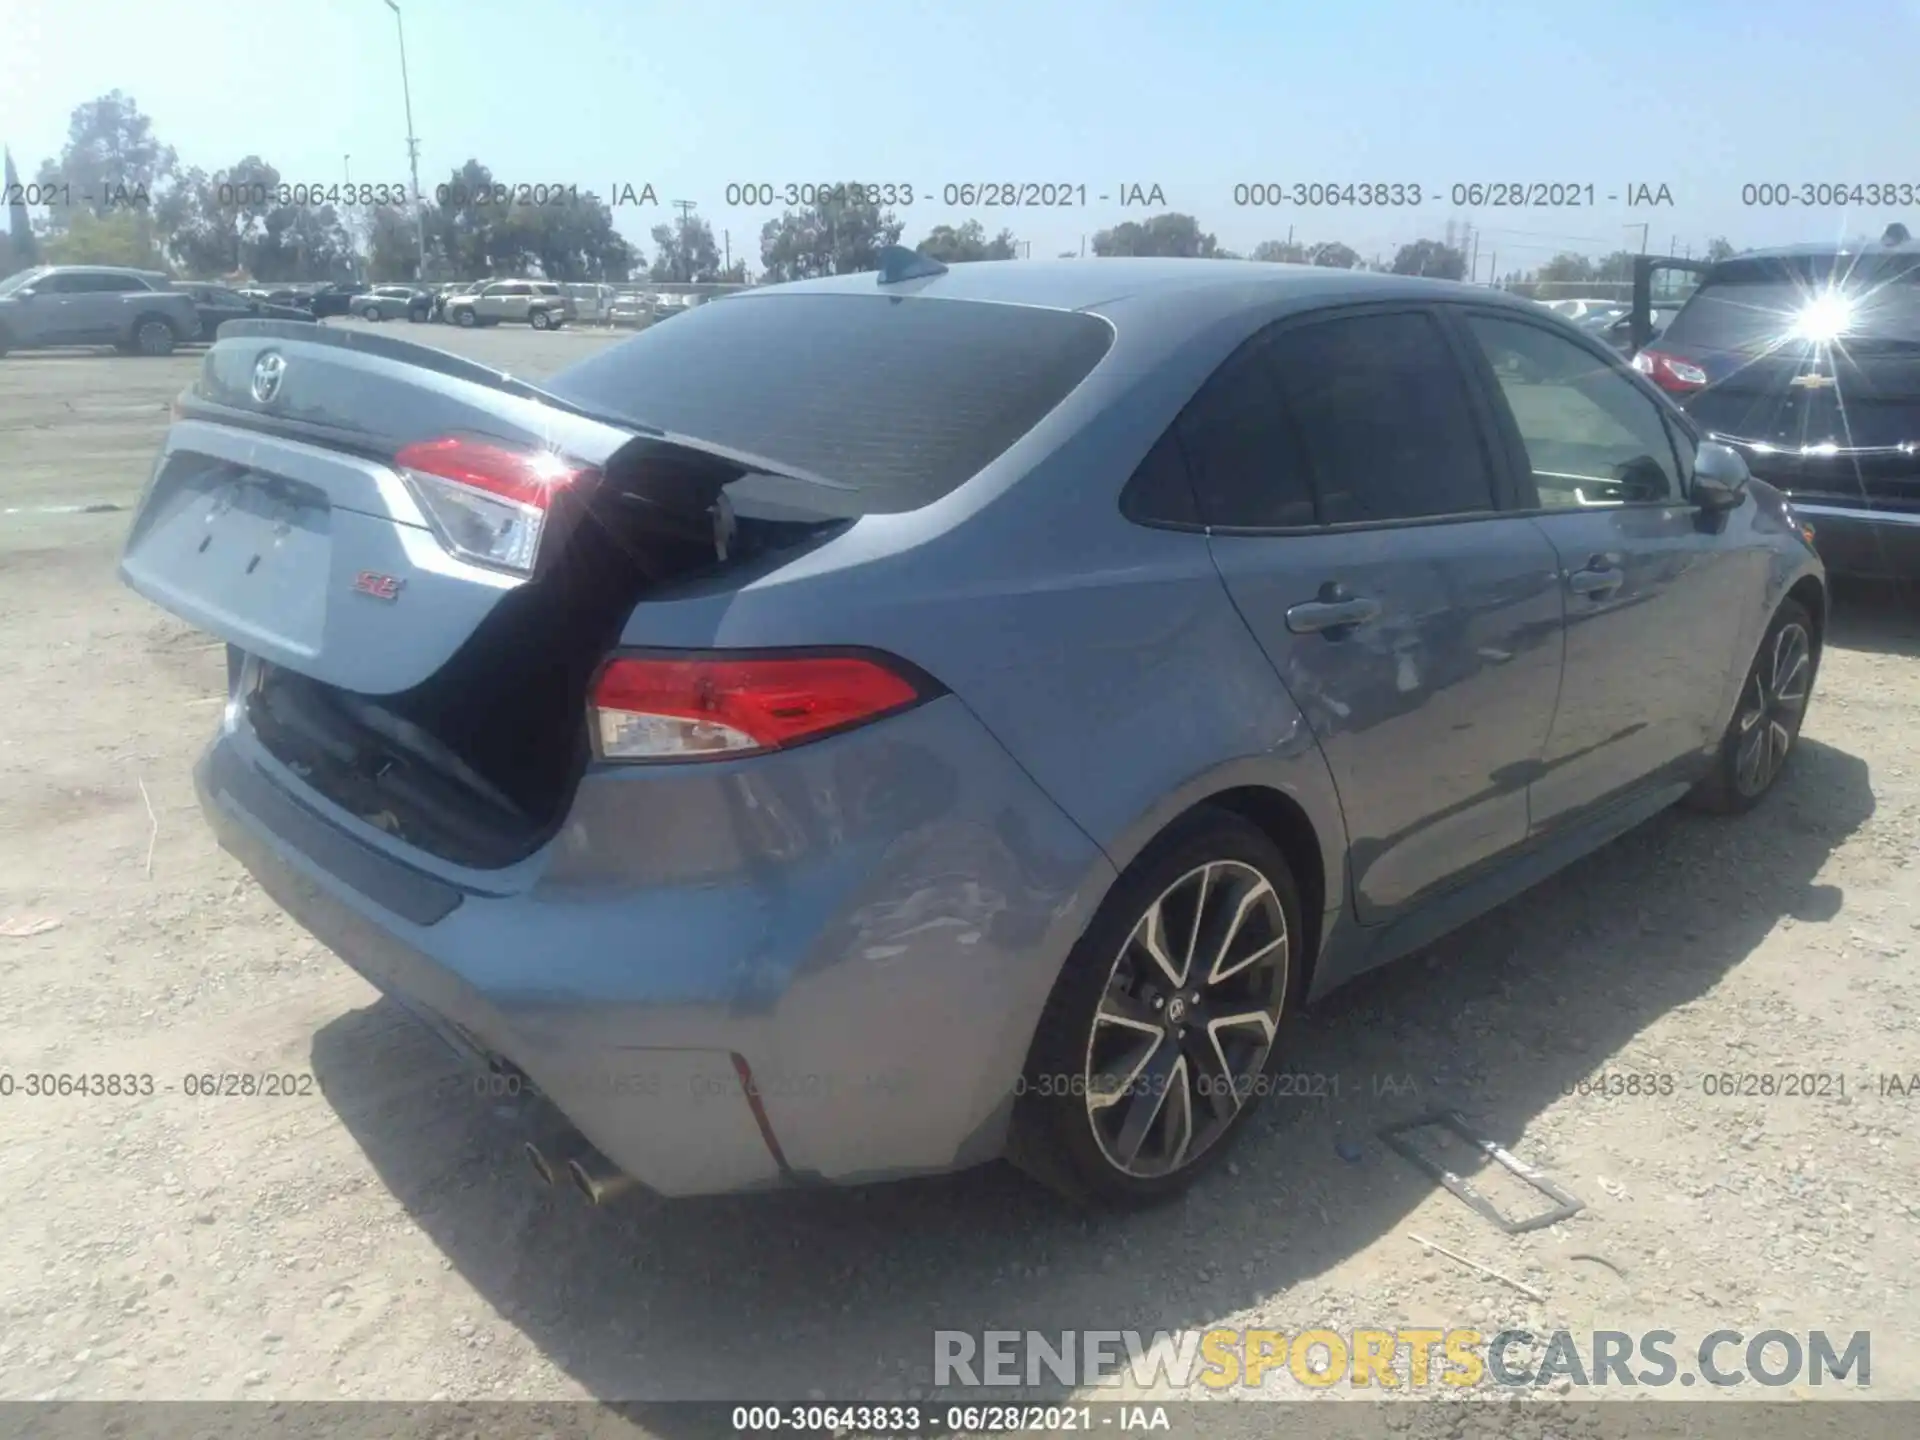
[48,264,165,277]
[738,257,1514,313]
[1723,240,1920,263]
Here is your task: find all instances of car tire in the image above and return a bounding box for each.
[1685,598,1817,815]
[1008,808,1304,1209]
[365,305,386,322]
[529,309,551,331]
[454,309,477,328]
[132,317,178,357]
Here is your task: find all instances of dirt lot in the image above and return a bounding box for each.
[2,320,1919,1416]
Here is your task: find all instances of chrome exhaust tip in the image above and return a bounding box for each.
[567,1150,639,1206]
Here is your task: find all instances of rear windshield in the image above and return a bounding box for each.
[542,292,1115,511]
[1662,253,1920,351]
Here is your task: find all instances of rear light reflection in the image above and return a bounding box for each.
[591,653,929,762]
[395,436,595,576]
[1633,348,1709,395]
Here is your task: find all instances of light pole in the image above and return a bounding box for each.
[344,154,359,280]
[383,0,429,282]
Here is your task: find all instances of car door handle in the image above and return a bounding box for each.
[1568,565,1625,597]
[1285,595,1382,635]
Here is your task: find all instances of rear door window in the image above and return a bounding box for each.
[544,293,1114,512]
[1265,311,1497,524]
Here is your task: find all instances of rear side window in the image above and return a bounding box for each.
[1173,340,1315,528]
[1266,312,1495,524]
[545,293,1114,511]
[1120,430,1201,527]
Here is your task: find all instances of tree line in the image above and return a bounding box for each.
[7,91,1741,291]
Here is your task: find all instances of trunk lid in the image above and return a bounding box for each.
[120,321,857,867]
[1681,343,1920,452]
[119,320,830,697]
[120,321,646,696]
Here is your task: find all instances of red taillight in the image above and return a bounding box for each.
[1632,348,1709,395]
[590,653,929,761]
[394,436,596,576]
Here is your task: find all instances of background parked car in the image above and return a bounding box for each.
[240,287,307,309]
[443,279,572,329]
[0,265,201,356]
[1539,296,1625,324]
[173,282,317,339]
[1579,303,1680,352]
[351,285,432,322]
[1631,227,1920,580]
[608,292,650,328]
[302,282,369,319]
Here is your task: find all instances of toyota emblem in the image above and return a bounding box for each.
[251,351,287,404]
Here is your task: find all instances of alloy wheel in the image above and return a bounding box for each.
[1733,621,1811,797]
[1083,860,1289,1179]
[137,321,171,355]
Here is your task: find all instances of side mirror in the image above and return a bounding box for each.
[1690,440,1750,511]
[14,287,36,301]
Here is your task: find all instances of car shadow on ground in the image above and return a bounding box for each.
[1827,579,1920,658]
[308,723,1872,1406]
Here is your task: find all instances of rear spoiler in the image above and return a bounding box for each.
[193,319,860,559]
[204,319,862,498]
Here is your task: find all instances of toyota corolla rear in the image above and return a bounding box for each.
[1636,245,1920,578]
[118,297,1120,1198]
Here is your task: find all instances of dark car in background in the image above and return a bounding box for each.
[174,283,317,340]
[303,282,370,319]
[1634,226,1920,579]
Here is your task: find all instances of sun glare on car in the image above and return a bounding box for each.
[1788,290,1857,344]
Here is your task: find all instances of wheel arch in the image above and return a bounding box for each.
[128,311,180,352]
[1090,777,1339,1004]
[130,309,179,336]
[1785,573,1826,662]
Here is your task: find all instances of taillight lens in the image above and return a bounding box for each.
[1632,348,1709,395]
[591,652,930,762]
[395,436,595,576]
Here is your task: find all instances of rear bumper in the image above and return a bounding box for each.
[1789,502,1920,579]
[193,694,1113,1196]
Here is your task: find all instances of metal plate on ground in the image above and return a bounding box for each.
[1379,1109,1584,1234]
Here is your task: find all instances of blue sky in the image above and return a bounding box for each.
[6,0,1918,273]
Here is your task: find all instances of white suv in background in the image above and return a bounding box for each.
[444,280,573,330]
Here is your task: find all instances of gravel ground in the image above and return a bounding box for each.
[2,321,1917,1421]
